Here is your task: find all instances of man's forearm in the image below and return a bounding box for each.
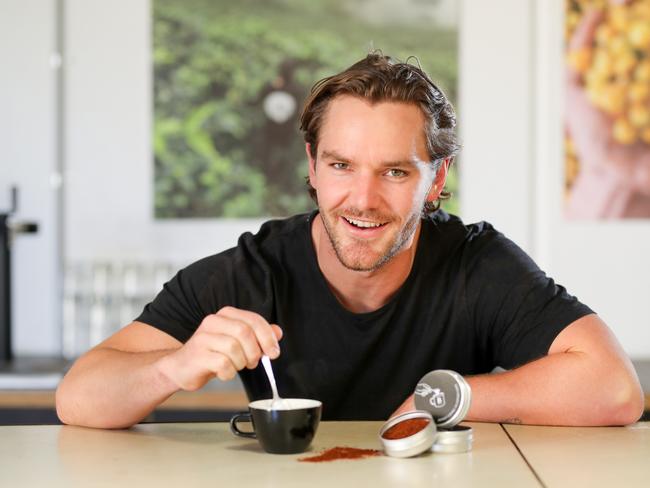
[56,348,179,429]
[392,316,644,426]
[465,350,643,426]
[392,352,642,426]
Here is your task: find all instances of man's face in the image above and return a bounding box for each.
[308,95,440,272]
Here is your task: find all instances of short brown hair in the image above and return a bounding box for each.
[300,52,460,212]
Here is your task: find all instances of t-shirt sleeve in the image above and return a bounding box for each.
[135,255,223,343]
[463,227,594,370]
[134,233,274,344]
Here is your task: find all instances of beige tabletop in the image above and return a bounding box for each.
[504,422,650,488]
[0,421,540,488]
[1,421,649,487]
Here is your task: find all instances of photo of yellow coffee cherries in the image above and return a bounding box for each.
[565,0,650,192]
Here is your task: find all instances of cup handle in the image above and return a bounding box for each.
[229,412,256,438]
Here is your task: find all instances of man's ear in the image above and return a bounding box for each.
[426,158,450,202]
[306,143,317,188]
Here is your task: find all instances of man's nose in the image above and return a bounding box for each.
[350,172,382,210]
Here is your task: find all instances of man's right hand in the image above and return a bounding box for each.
[56,307,283,428]
[157,306,283,391]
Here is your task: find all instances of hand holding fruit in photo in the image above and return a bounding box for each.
[565,0,650,218]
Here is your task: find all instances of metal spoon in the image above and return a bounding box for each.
[261,355,286,409]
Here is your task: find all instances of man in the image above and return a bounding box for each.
[56,53,644,429]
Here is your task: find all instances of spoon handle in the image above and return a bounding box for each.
[261,355,280,400]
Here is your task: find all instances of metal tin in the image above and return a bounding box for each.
[432,425,473,453]
[413,370,472,428]
[379,410,437,458]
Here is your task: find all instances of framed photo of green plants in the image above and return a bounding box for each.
[153,0,458,218]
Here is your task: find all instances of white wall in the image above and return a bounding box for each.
[64,0,266,266]
[460,0,650,357]
[7,0,645,357]
[0,0,61,355]
[459,0,534,250]
[535,0,650,358]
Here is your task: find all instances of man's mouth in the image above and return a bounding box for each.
[342,216,388,229]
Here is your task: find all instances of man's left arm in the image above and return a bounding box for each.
[393,314,644,426]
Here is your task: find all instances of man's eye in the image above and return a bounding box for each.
[386,168,407,178]
[332,162,348,170]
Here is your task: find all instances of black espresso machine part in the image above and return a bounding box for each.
[1,186,38,361]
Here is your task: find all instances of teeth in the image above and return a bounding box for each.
[344,217,384,228]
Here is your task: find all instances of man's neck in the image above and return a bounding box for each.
[311,214,421,314]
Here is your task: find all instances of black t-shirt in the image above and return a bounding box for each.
[136,210,593,420]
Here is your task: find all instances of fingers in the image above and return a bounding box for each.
[565,10,609,141]
[634,164,650,195]
[272,324,284,341]
[568,9,604,53]
[209,333,250,370]
[566,8,604,91]
[205,321,262,369]
[215,306,282,359]
[197,306,281,369]
[167,307,283,391]
[208,351,238,382]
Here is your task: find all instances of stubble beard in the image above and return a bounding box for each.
[319,207,422,272]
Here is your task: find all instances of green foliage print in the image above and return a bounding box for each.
[153,0,458,218]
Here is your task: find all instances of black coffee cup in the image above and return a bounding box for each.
[230,398,322,454]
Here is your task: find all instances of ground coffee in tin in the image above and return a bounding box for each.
[382,418,431,440]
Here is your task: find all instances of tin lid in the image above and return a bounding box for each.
[378,410,437,458]
[432,425,473,453]
[413,370,472,428]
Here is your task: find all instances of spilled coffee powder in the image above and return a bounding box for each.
[298,446,382,463]
[382,418,430,440]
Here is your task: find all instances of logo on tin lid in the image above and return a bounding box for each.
[415,383,446,408]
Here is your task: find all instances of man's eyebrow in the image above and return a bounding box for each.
[320,150,418,168]
[378,159,418,169]
[320,150,350,162]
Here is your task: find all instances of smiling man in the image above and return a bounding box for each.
[307,95,444,312]
[56,53,644,429]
